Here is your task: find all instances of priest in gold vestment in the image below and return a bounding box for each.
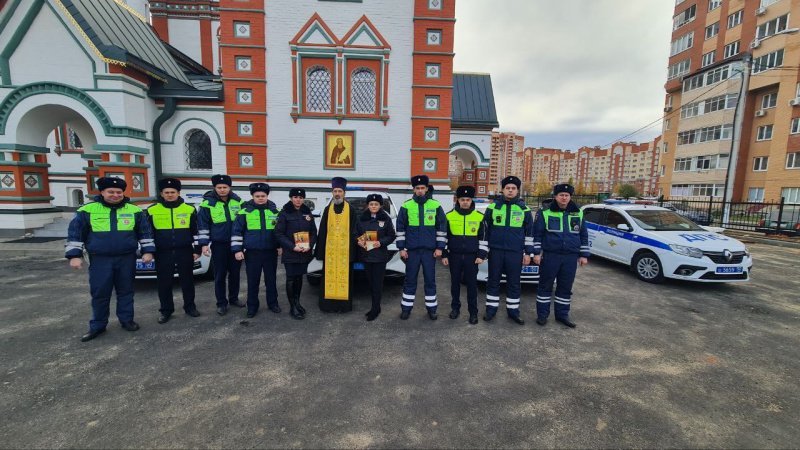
[315,177,358,312]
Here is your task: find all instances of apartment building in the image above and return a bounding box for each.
[489,131,524,190]
[660,0,800,203]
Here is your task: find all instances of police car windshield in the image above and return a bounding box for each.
[347,197,396,218]
[626,210,705,231]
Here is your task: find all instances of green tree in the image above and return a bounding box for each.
[617,183,639,199]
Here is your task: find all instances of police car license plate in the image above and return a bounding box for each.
[353,262,365,270]
[522,265,539,274]
[136,260,155,271]
[715,266,743,274]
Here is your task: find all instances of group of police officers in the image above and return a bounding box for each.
[67,173,589,342]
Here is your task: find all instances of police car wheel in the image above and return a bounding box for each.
[632,252,665,283]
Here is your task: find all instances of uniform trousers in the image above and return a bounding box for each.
[486,249,522,318]
[536,252,579,320]
[244,249,278,314]
[210,242,241,307]
[88,253,137,332]
[448,252,479,316]
[401,249,437,312]
[155,248,196,315]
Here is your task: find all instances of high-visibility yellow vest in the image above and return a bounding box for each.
[403,198,440,227]
[78,202,140,232]
[200,198,243,224]
[487,202,529,228]
[148,202,195,230]
[239,207,278,230]
[542,209,583,233]
[446,210,483,236]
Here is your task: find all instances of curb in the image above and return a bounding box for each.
[723,231,800,249]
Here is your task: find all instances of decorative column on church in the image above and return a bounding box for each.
[410,0,456,189]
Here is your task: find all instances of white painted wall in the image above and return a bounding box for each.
[211,20,221,74]
[168,18,203,66]
[8,4,95,89]
[450,129,492,167]
[159,108,226,176]
[265,0,414,183]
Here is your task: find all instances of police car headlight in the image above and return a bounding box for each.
[744,246,751,257]
[670,244,703,258]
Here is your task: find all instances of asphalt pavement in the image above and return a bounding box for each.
[0,242,798,448]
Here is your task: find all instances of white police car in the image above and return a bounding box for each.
[582,202,752,283]
[474,200,540,284]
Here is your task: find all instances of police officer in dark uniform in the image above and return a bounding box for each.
[66,177,155,342]
[197,174,245,316]
[532,183,590,328]
[355,193,397,321]
[441,186,488,325]
[483,175,535,325]
[275,188,318,320]
[147,178,202,324]
[396,175,447,320]
[231,183,281,319]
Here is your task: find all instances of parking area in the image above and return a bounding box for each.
[1,241,799,448]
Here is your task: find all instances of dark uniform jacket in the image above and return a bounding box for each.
[483,196,536,254]
[355,208,396,263]
[65,196,154,259]
[533,200,590,258]
[395,195,447,251]
[442,204,488,259]
[275,202,317,264]
[230,200,279,252]
[197,190,243,245]
[146,197,200,254]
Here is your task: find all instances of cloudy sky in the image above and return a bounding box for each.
[453,0,675,151]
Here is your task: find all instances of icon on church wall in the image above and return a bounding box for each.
[324,130,355,170]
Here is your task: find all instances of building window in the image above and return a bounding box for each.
[239,153,254,168]
[783,187,800,203]
[701,51,716,68]
[756,125,773,141]
[237,89,253,104]
[705,22,719,40]
[424,128,439,142]
[670,32,694,56]
[306,66,332,113]
[727,10,743,29]
[762,92,777,109]
[185,129,212,171]
[235,56,251,71]
[425,95,440,110]
[709,0,721,11]
[350,68,376,114]
[752,49,784,74]
[724,41,740,58]
[428,0,442,10]
[673,4,696,30]
[748,187,765,202]
[238,122,253,137]
[674,157,692,172]
[234,21,250,38]
[791,118,800,134]
[667,59,691,80]
[425,63,441,79]
[678,124,733,145]
[756,14,789,40]
[787,152,800,169]
[427,30,442,46]
[753,156,769,171]
[131,173,145,192]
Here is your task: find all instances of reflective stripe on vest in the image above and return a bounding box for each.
[446,210,483,236]
[403,199,440,227]
[487,203,529,228]
[239,208,278,230]
[542,209,583,233]
[201,199,242,224]
[148,203,194,230]
[78,202,140,232]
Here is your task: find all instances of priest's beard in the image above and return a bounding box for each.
[332,198,344,205]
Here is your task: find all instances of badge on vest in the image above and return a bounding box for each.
[304,215,312,221]
[378,221,385,228]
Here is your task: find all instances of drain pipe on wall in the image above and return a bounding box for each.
[151,97,177,183]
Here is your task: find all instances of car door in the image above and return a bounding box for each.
[582,207,608,258]
[600,210,633,263]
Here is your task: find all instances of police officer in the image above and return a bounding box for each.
[532,183,590,328]
[442,186,488,325]
[66,176,155,342]
[396,175,447,320]
[275,188,318,320]
[198,174,244,316]
[355,193,397,321]
[483,176,535,325]
[147,178,201,324]
[231,183,281,319]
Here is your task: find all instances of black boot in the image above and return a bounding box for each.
[286,279,303,320]
[293,276,306,317]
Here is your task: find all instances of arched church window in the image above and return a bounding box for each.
[306,66,332,113]
[350,68,376,114]
[68,128,83,149]
[185,129,212,171]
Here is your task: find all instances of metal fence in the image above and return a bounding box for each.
[519,194,800,236]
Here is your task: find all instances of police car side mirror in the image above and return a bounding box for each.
[616,224,631,232]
